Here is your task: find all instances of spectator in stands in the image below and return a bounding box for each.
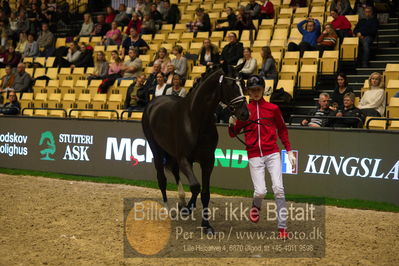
[91,14,110,36]
[124,73,149,114]
[288,17,321,57]
[0,46,6,65]
[135,0,147,17]
[12,62,32,93]
[56,40,81,67]
[289,0,307,8]
[1,1,11,17]
[330,9,353,41]
[114,3,130,26]
[125,12,142,34]
[194,8,211,32]
[330,0,352,16]
[164,2,180,25]
[165,63,176,85]
[220,32,244,66]
[23,33,39,58]
[301,93,335,127]
[103,21,122,46]
[234,6,256,31]
[70,42,94,68]
[215,7,237,31]
[259,46,277,85]
[199,39,220,69]
[358,72,385,117]
[153,72,171,97]
[165,74,186,97]
[259,0,275,20]
[145,61,162,93]
[4,45,22,68]
[354,0,373,19]
[27,3,46,33]
[334,92,364,128]
[97,50,123,94]
[16,32,27,54]
[105,6,116,24]
[330,73,354,111]
[16,10,30,35]
[79,13,94,37]
[171,45,187,79]
[0,65,15,90]
[9,12,18,42]
[0,91,20,115]
[88,51,108,81]
[246,0,261,19]
[155,0,168,17]
[141,13,156,35]
[0,20,10,47]
[118,47,142,82]
[150,3,162,30]
[316,23,338,56]
[37,23,55,57]
[237,47,258,79]
[353,7,379,67]
[121,27,149,57]
[153,47,171,74]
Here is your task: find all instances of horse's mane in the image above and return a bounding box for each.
[185,65,222,97]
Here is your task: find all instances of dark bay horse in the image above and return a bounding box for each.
[141,65,249,233]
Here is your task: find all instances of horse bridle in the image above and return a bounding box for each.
[233,117,273,148]
[218,75,246,111]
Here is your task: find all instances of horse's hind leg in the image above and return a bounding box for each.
[200,158,215,234]
[169,161,186,209]
[178,157,200,212]
[153,153,168,206]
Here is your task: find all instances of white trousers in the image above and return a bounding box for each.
[249,152,285,199]
[249,152,287,228]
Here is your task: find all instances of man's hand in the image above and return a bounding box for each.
[287,151,296,168]
[229,115,237,127]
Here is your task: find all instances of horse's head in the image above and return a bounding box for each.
[219,63,249,121]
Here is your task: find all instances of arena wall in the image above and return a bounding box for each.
[1,116,398,205]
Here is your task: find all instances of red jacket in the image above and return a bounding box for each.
[261,1,274,18]
[331,15,353,35]
[229,98,291,158]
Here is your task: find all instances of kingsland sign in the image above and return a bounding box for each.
[304,154,399,180]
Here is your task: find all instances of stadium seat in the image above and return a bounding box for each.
[388,121,399,130]
[46,57,56,67]
[55,37,66,48]
[340,37,359,61]
[33,79,47,92]
[48,110,65,117]
[174,23,188,33]
[189,42,203,54]
[160,24,173,33]
[365,117,387,130]
[287,27,302,45]
[282,51,300,66]
[46,68,58,80]
[384,64,399,85]
[76,93,91,109]
[181,32,195,41]
[59,80,74,95]
[276,80,295,97]
[46,80,60,94]
[275,18,291,29]
[252,40,270,52]
[46,93,62,108]
[195,31,209,42]
[74,80,90,96]
[107,94,124,110]
[279,8,294,18]
[300,51,319,67]
[33,68,46,79]
[34,57,46,66]
[387,97,399,118]
[79,110,96,119]
[34,109,48,117]
[33,93,47,108]
[279,65,298,81]
[91,94,107,110]
[190,66,206,79]
[20,93,34,109]
[210,31,224,42]
[259,19,275,29]
[269,39,286,53]
[298,65,318,90]
[320,50,339,74]
[256,29,273,42]
[294,7,309,18]
[61,93,76,109]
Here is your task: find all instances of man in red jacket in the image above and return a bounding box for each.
[228,75,296,239]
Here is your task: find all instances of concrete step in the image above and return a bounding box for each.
[374,54,399,60]
[375,47,399,55]
[379,23,399,30]
[347,74,370,83]
[376,34,399,42]
[355,67,385,75]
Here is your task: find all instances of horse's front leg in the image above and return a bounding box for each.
[177,157,200,213]
[200,157,215,234]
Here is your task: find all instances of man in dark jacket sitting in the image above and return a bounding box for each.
[220,32,244,66]
[0,91,20,115]
[70,43,94,68]
[353,6,379,67]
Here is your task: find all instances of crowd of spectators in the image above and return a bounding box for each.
[0,0,395,124]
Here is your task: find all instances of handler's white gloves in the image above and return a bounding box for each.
[287,150,296,168]
[229,115,237,127]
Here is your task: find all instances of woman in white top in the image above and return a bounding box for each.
[165,74,187,97]
[165,63,175,85]
[16,32,27,54]
[236,47,257,79]
[171,45,187,79]
[79,13,94,36]
[154,72,171,97]
[358,72,386,117]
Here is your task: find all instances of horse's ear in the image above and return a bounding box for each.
[234,62,245,73]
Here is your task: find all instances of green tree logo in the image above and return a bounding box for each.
[39,131,56,161]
